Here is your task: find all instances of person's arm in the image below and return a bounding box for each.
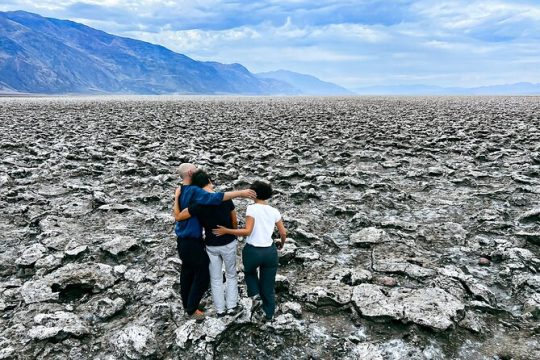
[213,216,254,237]
[174,207,191,222]
[193,187,256,205]
[230,210,238,229]
[192,186,224,205]
[223,189,256,201]
[172,187,182,220]
[276,220,287,250]
[172,187,195,221]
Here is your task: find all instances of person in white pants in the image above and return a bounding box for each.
[175,170,241,316]
[205,239,239,314]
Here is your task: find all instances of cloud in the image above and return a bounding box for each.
[3,0,417,31]
[1,0,539,87]
[415,0,540,41]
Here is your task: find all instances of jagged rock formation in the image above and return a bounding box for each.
[0,96,539,359]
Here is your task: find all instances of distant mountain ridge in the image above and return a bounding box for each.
[353,83,540,95]
[257,70,354,95]
[0,10,301,95]
[3,11,533,96]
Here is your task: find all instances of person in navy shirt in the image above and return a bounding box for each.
[176,170,242,317]
[172,163,255,320]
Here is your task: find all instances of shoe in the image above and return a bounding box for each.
[263,316,274,323]
[198,300,207,311]
[251,310,265,323]
[216,312,226,318]
[250,295,263,321]
[191,309,206,322]
[226,305,243,316]
[251,295,262,313]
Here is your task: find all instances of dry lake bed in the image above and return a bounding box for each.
[0,96,539,359]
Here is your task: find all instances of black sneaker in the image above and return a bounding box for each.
[251,310,265,323]
[197,300,208,311]
[251,295,262,313]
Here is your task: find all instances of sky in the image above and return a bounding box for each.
[1,0,539,89]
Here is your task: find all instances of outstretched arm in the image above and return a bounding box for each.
[193,187,256,205]
[223,189,256,201]
[213,216,254,237]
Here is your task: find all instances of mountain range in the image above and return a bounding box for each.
[0,10,349,95]
[352,83,540,95]
[1,11,538,96]
[256,70,354,95]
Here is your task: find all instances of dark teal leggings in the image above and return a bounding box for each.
[242,243,278,318]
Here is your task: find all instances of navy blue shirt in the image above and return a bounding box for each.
[175,185,224,239]
[189,200,237,247]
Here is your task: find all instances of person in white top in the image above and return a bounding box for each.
[213,180,287,321]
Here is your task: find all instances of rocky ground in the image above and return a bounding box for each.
[0,96,539,359]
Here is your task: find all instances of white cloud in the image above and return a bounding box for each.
[126,26,262,54]
[416,0,540,31]
[1,0,540,87]
[312,23,390,43]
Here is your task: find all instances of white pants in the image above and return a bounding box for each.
[206,240,239,313]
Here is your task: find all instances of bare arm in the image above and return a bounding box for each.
[174,208,191,222]
[172,187,182,220]
[213,216,254,237]
[191,187,255,205]
[223,189,256,201]
[276,220,287,249]
[173,187,192,221]
[230,210,238,229]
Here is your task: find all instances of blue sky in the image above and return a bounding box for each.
[1,0,539,89]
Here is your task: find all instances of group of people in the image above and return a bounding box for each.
[173,163,287,322]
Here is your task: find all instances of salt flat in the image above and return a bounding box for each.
[0,96,539,359]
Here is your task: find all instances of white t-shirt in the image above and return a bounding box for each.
[245,204,281,247]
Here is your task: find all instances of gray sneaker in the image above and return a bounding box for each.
[226,305,243,317]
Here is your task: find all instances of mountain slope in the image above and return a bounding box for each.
[0,10,295,95]
[256,69,354,95]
